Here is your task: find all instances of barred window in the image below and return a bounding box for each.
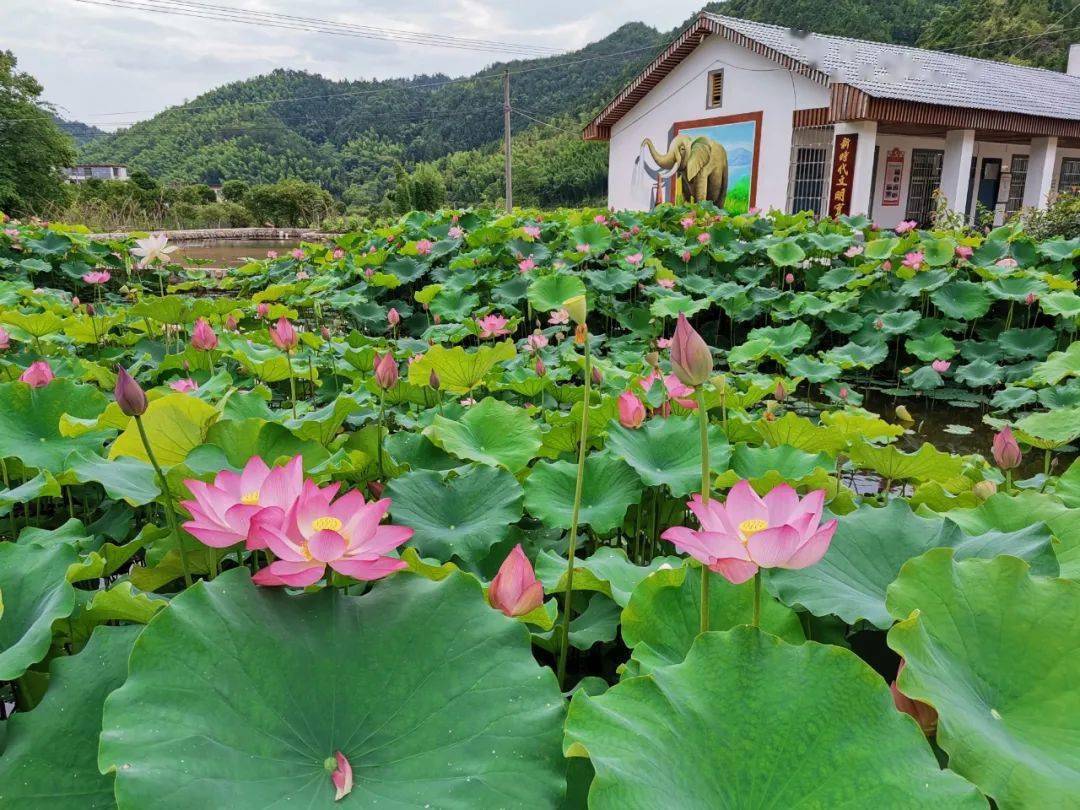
[706,70,724,109]
[1005,155,1028,215]
[1060,158,1080,195]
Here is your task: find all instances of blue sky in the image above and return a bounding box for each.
[5,0,704,128]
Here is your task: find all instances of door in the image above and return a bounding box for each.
[904,149,944,226]
[975,158,1002,223]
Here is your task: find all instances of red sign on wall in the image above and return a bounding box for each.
[829,133,859,217]
[881,148,905,207]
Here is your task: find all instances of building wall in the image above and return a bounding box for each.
[607,34,828,211]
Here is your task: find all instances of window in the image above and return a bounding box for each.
[904,149,944,226]
[706,70,724,109]
[1060,158,1080,195]
[790,147,828,216]
[1005,155,1028,215]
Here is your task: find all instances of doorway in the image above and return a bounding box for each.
[974,158,1002,225]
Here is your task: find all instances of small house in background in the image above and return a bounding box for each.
[66,164,129,182]
[587,13,1080,227]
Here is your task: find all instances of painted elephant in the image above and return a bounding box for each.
[641,134,729,207]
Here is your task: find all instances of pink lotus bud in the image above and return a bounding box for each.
[955,245,973,260]
[992,427,1022,470]
[973,480,998,500]
[489,544,544,617]
[328,751,353,801]
[0,326,9,350]
[257,302,270,318]
[332,248,345,260]
[225,314,238,331]
[774,380,788,402]
[535,357,546,377]
[433,314,441,325]
[71,296,81,309]
[114,366,147,417]
[374,351,399,389]
[428,368,441,390]
[321,326,331,340]
[784,273,795,284]
[931,360,950,373]
[839,387,849,399]
[367,480,385,499]
[19,360,54,388]
[191,318,218,351]
[387,307,400,327]
[270,317,298,351]
[1026,293,1038,306]
[669,313,712,386]
[591,366,602,386]
[890,660,937,736]
[618,391,645,428]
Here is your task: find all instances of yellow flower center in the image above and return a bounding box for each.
[241,491,260,505]
[311,516,343,533]
[738,519,769,539]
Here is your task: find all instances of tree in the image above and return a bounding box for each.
[221,179,249,202]
[244,178,335,227]
[0,51,76,216]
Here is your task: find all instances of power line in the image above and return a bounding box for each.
[1006,0,1080,60]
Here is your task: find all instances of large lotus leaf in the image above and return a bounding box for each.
[622,563,803,672]
[986,275,1048,301]
[920,236,957,266]
[387,466,523,566]
[725,337,772,367]
[888,551,1080,807]
[424,397,541,472]
[1057,457,1080,509]
[649,293,711,319]
[0,471,60,516]
[753,411,844,455]
[818,410,905,446]
[931,281,992,319]
[769,499,1056,628]
[954,359,1005,387]
[1037,236,1080,261]
[537,547,680,607]
[0,542,77,680]
[746,321,811,353]
[1014,406,1080,446]
[565,628,984,809]
[824,340,889,369]
[907,332,957,362]
[406,340,516,394]
[527,273,587,312]
[100,569,565,808]
[64,450,160,506]
[605,416,731,497]
[1039,291,1080,318]
[765,239,805,266]
[110,393,219,469]
[878,310,922,335]
[384,431,463,472]
[0,625,139,808]
[784,354,841,382]
[849,440,964,482]
[996,327,1056,360]
[1028,342,1080,386]
[864,236,899,259]
[0,380,111,472]
[728,443,834,480]
[525,451,642,533]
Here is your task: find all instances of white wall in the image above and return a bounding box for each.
[606,34,828,212]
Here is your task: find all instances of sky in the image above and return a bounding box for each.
[5,0,705,129]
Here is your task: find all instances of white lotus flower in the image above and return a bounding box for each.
[131,233,177,268]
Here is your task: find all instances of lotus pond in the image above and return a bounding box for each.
[0,206,1078,808]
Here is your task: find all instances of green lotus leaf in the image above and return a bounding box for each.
[67,582,167,645]
[754,411,844,455]
[1014,406,1080,446]
[746,321,811,353]
[527,273,587,312]
[429,287,480,321]
[954,359,1005,387]
[100,569,566,808]
[565,628,983,809]
[384,431,463,472]
[1036,236,1080,261]
[818,409,905,446]
[569,222,611,253]
[820,309,863,333]
[110,393,219,469]
[898,267,951,295]
[920,236,957,266]
[991,386,1038,410]
[849,440,964,482]
[405,340,516,394]
[765,239,805,266]
[524,451,642,533]
[1028,342,1080,385]
[187,419,330,474]
[622,562,803,672]
[907,332,957,362]
[824,340,888,369]
[931,281,992,319]
[0,625,139,808]
[784,354,842,382]
[0,310,65,337]
[64,450,161,506]
[817,266,856,290]
[0,542,77,680]
[536,594,621,652]
[864,236,900,259]
[986,275,1048,301]
[725,337,773,366]
[770,499,1055,628]
[649,293,711,319]
[0,380,111,473]
[996,327,1056,360]
[878,310,921,335]
[424,397,541,472]
[1056,457,1080,509]
[1039,291,1080,318]
[387,466,523,566]
[888,551,1080,807]
[605,416,731,497]
[727,443,834,481]
[0,471,60,516]
[537,547,680,607]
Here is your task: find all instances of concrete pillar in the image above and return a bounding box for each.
[833,120,877,216]
[1023,136,1058,209]
[939,129,975,215]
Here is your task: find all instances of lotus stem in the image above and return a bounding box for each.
[557,332,591,689]
[752,570,762,628]
[135,414,192,588]
[285,351,298,419]
[377,389,386,476]
[696,386,711,635]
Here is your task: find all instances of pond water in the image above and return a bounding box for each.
[174,239,300,266]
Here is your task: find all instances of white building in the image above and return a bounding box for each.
[587,13,1080,228]
[66,164,129,183]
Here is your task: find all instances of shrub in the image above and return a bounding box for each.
[244,179,335,227]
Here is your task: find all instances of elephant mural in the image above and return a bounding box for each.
[641,134,729,207]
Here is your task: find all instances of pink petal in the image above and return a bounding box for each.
[353,524,413,556]
[260,456,304,508]
[307,530,348,563]
[709,557,759,584]
[182,520,242,549]
[256,560,325,587]
[763,484,799,526]
[746,524,804,568]
[782,519,838,569]
[508,580,544,616]
[725,480,768,526]
[662,527,749,564]
[331,751,353,801]
[239,455,271,495]
[686,494,738,535]
[329,556,407,581]
[797,488,826,526]
[339,497,392,546]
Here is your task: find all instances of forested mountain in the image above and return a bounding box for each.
[79,0,1079,209]
[53,116,105,147]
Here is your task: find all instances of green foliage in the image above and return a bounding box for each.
[243,178,335,227]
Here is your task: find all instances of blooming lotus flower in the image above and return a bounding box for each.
[489,544,544,617]
[0,327,9,350]
[657,278,675,289]
[131,233,176,268]
[626,252,643,265]
[267,250,278,259]
[20,360,54,388]
[170,377,198,393]
[680,216,695,229]
[415,239,433,255]
[374,351,399,389]
[332,248,345,260]
[931,359,950,373]
[518,257,536,273]
[670,313,712,387]
[296,270,310,281]
[996,257,1018,268]
[662,480,838,584]
[575,243,590,254]
[618,391,645,428]
[256,302,270,318]
[448,226,464,239]
[992,427,1022,470]
[330,751,353,801]
[114,366,147,417]
[955,245,973,260]
[270,317,298,351]
[696,232,710,244]
[844,244,864,258]
[191,318,218,351]
[548,308,569,325]
[526,331,548,351]
[291,248,305,260]
[477,313,510,338]
[182,455,305,549]
[387,307,400,327]
[83,270,111,284]
[250,482,412,586]
[891,659,938,736]
[895,220,917,234]
[593,214,607,225]
[522,225,541,239]
[901,251,925,270]
[461,396,476,406]
[638,371,696,410]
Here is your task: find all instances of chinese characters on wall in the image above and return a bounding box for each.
[829,133,858,217]
[882,148,905,207]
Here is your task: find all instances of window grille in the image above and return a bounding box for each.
[1060,158,1080,195]
[786,126,832,217]
[1005,155,1028,215]
[706,70,724,109]
[904,149,944,226]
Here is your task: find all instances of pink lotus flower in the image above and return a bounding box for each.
[488,544,544,617]
[638,371,696,410]
[931,360,950,373]
[656,337,671,349]
[548,308,569,325]
[191,318,218,351]
[618,391,645,428]
[901,251,924,270]
[20,360,54,388]
[526,331,548,351]
[296,271,310,281]
[182,455,305,549]
[882,260,893,272]
[448,226,464,239]
[955,245,973,260]
[170,377,198,392]
[844,245,864,258]
[575,243,591,254]
[330,751,353,800]
[518,257,536,273]
[522,225,541,240]
[891,659,938,736]
[415,239,433,256]
[1026,292,1038,306]
[332,248,345,260]
[270,317,298,351]
[266,250,278,259]
[662,480,838,585]
[477,313,510,338]
[680,250,692,262]
[670,312,712,386]
[291,248,305,260]
[657,278,675,289]
[895,220,917,234]
[0,327,9,350]
[374,351,399,389]
[696,232,711,244]
[83,270,111,284]
[626,252,643,265]
[461,396,477,406]
[257,302,270,318]
[784,273,795,284]
[387,307,401,327]
[992,427,1022,470]
[225,314,238,331]
[680,216,695,229]
[593,214,607,225]
[996,257,1018,268]
[250,481,412,586]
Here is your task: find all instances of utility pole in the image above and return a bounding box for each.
[503,68,512,212]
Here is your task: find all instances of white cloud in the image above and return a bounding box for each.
[3,0,703,128]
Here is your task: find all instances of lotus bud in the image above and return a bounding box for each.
[114,366,147,417]
[374,352,399,389]
[270,317,298,352]
[321,326,331,340]
[257,302,270,318]
[225,314,238,331]
[19,359,54,388]
[591,366,602,386]
[931,359,951,373]
[563,294,587,325]
[488,544,544,617]
[387,307,401,327]
[368,480,385,499]
[839,387,849,399]
[973,480,998,501]
[992,427,1022,470]
[535,357,546,377]
[191,318,218,351]
[890,660,938,737]
[895,405,914,423]
[329,751,353,801]
[0,327,9,350]
[644,351,659,369]
[429,368,441,390]
[669,313,712,386]
[618,391,645,428]
[773,380,788,402]
[72,296,80,309]
[574,323,587,346]
[86,303,95,316]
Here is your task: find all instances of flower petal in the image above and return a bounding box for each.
[307,530,348,563]
[725,480,768,527]
[746,524,804,568]
[255,560,325,587]
[709,557,759,584]
[329,556,407,581]
[782,519,838,569]
[763,484,799,526]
